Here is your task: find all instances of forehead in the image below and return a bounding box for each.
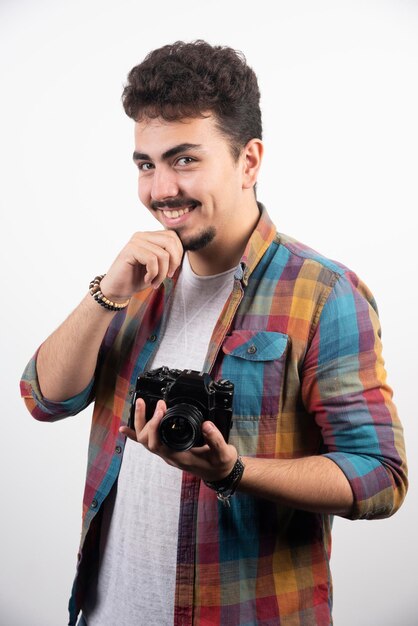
[134,114,226,155]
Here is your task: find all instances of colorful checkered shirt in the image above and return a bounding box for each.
[21,205,407,626]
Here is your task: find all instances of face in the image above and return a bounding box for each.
[133,114,249,253]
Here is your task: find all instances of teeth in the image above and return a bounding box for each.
[162,207,191,218]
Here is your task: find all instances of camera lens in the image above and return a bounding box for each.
[159,403,204,451]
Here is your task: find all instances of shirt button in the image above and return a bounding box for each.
[149,334,157,342]
[115,445,122,454]
[247,344,257,354]
[91,499,98,509]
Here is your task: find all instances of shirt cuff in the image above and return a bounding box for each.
[20,349,94,421]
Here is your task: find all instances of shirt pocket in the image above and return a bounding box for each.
[220,329,289,423]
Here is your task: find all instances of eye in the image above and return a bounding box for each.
[176,157,195,166]
[137,162,154,172]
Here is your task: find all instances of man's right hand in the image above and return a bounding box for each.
[100,230,184,301]
[36,229,183,402]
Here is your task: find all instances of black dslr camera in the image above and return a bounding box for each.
[129,366,234,451]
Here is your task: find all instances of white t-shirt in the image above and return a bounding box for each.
[83,254,237,626]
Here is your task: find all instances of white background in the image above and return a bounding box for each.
[1,1,417,624]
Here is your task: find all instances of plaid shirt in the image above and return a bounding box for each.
[21,205,407,626]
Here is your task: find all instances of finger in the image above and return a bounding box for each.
[143,246,170,288]
[119,425,138,441]
[143,231,183,266]
[127,240,171,287]
[162,232,184,277]
[201,422,238,478]
[134,398,147,437]
[201,421,225,451]
[133,231,183,263]
[146,400,167,451]
[135,231,183,278]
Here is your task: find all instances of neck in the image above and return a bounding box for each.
[187,199,260,276]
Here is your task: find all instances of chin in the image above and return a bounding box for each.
[175,227,216,252]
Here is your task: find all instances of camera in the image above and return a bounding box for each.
[128,366,234,451]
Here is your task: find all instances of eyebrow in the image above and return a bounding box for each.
[132,143,203,162]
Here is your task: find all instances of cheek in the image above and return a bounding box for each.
[137,178,150,203]
[178,175,200,197]
[213,167,240,196]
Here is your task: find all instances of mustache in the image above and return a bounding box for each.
[151,197,200,210]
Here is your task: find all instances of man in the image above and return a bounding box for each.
[21,40,408,626]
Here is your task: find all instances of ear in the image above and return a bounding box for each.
[241,139,264,189]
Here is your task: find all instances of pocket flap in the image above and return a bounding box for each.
[222,330,288,361]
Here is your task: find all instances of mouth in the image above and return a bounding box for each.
[159,202,199,221]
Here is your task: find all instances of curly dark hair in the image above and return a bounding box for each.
[122,40,262,160]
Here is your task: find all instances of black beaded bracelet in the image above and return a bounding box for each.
[89,274,130,312]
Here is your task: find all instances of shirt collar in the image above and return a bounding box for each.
[167,202,276,289]
[235,203,277,286]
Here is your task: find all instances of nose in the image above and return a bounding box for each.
[150,167,179,202]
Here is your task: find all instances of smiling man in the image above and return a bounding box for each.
[130,114,262,275]
[21,41,407,626]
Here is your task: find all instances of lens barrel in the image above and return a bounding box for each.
[159,403,204,451]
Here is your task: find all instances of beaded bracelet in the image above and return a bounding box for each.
[89,274,130,312]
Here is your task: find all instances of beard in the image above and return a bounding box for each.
[173,226,216,251]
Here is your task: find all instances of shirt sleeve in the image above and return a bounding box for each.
[20,348,94,422]
[301,271,408,520]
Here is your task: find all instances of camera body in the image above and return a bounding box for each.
[129,366,234,451]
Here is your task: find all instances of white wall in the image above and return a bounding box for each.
[1,1,416,624]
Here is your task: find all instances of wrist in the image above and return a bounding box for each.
[204,455,245,507]
[89,274,130,312]
[99,275,132,303]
